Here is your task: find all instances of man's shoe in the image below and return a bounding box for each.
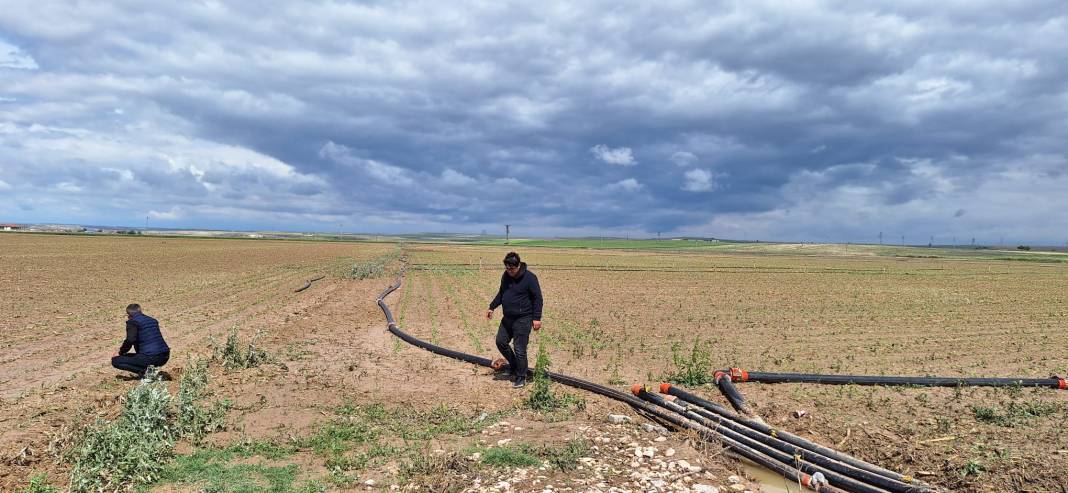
[513,377,526,389]
[493,371,514,381]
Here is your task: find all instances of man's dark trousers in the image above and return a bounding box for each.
[496,316,532,378]
[112,351,170,376]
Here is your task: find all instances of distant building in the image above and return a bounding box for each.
[1,223,22,231]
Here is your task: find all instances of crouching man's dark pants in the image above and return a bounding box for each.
[112,351,170,376]
[495,316,532,378]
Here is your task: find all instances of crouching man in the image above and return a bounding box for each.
[112,303,170,378]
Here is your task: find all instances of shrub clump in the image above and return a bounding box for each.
[213,326,270,370]
[664,339,716,386]
[66,362,227,492]
[348,247,403,280]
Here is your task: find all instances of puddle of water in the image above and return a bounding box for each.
[739,457,804,493]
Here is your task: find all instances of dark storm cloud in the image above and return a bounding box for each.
[1,1,1067,241]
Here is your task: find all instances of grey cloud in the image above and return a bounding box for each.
[0,1,1066,240]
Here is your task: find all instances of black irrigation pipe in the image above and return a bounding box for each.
[294,275,326,293]
[635,387,919,493]
[660,383,931,490]
[719,368,1066,390]
[713,370,752,416]
[375,274,859,492]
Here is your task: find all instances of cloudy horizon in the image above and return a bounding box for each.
[2,1,1067,244]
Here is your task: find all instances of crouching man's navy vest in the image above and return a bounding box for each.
[131,313,170,355]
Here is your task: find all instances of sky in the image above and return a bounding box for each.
[1,1,1067,244]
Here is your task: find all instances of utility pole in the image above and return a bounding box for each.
[878,231,883,245]
[505,225,510,244]
[901,235,904,246]
[929,235,933,247]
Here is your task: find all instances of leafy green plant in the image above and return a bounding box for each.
[479,444,541,467]
[664,339,715,386]
[214,326,270,370]
[175,359,229,440]
[66,360,229,492]
[68,380,176,492]
[526,344,586,415]
[22,473,58,493]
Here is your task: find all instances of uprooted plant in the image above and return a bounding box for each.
[63,361,228,492]
[212,325,271,370]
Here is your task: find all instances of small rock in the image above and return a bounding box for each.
[665,448,675,457]
[607,414,632,424]
[467,452,482,461]
[641,423,669,434]
[730,484,746,491]
[497,438,513,446]
[365,479,375,486]
[793,409,807,419]
[677,460,690,470]
[654,436,667,442]
[694,485,719,493]
[728,475,742,484]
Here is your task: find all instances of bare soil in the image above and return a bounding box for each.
[2,234,1066,492]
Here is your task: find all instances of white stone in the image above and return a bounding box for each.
[365,479,375,486]
[694,485,719,493]
[730,484,745,491]
[607,414,632,424]
[497,438,513,446]
[728,475,742,484]
[665,448,675,457]
[654,436,667,442]
[496,481,512,490]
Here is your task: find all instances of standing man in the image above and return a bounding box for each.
[487,252,543,388]
[112,303,171,378]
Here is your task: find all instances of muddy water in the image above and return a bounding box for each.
[740,458,803,493]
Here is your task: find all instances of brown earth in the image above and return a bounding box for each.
[2,234,1067,492]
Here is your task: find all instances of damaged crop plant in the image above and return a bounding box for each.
[63,361,228,492]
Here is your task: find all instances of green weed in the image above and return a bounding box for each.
[349,246,403,279]
[22,473,58,493]
[526,344,586,416]
[213,326,271,370]
[67,361,228,492]
[664,339,715,386]
[155,448,324,493]
[972,401,1060,427]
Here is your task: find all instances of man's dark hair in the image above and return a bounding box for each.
[503,252,521,267]
[126,303,142,316]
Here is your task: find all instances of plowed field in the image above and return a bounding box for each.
[2,234,1066,492]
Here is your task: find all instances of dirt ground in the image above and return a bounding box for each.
[2,234,1066,492]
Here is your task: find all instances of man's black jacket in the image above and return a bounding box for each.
[489,262,543,321]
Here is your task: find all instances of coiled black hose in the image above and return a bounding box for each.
[721,368,1066,390]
